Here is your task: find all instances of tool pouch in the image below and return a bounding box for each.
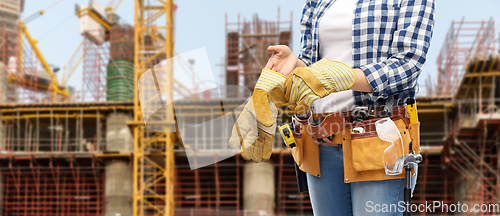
[342,117,420,183]
[409,121,421,154]
[289,107,421,183]
[349,117,409,171]
[291,114,321,177]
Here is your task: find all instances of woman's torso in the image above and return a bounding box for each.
[312,0,357,113]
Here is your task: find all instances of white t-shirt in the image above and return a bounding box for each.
[312,0,357,113]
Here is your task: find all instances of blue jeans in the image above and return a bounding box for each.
[306,145,418,216]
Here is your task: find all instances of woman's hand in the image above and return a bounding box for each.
[265,45,305,76]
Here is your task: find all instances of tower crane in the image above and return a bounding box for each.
[75,0,178,215]
[8,3,71,102]
[130,0,176,215]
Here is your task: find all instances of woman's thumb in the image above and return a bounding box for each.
[267,45,280,53]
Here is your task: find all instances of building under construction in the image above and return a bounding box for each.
[0,0,499,215]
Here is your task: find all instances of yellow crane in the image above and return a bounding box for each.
[105,0,123,23]
[75,0,123,31]
[9,0,126,102]
[32,1,176,214]
[131,0,175,215]
[9,20,70,101]
[60,40,89,86]
[16,3,176,214]
[62,0,123,87]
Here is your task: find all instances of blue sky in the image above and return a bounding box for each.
[23,0,500,96]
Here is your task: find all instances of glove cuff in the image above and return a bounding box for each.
[309,58,356,92]
[255,68,286,92]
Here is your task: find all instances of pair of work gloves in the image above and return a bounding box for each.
[229,59,357,162]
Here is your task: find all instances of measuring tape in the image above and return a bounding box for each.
[279,123,296,148]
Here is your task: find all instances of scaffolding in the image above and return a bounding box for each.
[174,209,262,216]
[0,155,105,216]
[175,154,241,210]
[442,100,500,214]
[0,18,71,104]
[434,18,496,97]
[225,10,292,97]
[442,114,500,214]
[173,152,313,215]
[0,23,18,104]
[0,23,52,104]
[5,2,500,216]
[412,152,455,215]
[82,35,109,102]
[0,1,39,104]
[0,102,133,153]
[439,19,500,215]
[277,151,312,215]
[75,24,136,103]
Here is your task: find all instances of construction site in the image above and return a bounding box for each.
[0,0,498,215]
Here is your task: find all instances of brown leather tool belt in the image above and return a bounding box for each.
[289,104,420,182]
[292,105,408,146]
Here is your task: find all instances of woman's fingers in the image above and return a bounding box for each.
[267,45,281,54]
[266,45,295,73]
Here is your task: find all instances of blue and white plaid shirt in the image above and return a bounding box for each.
[298,0,435,107]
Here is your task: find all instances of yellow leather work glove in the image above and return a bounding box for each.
[285,58,357,114]
[229,68,286,162]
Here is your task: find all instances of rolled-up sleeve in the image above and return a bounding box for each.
[298,0,314,66]
[359,0,435,102]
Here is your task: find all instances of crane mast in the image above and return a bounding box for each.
[131,0,175,215]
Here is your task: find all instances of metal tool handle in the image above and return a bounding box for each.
[404,164,412,216]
